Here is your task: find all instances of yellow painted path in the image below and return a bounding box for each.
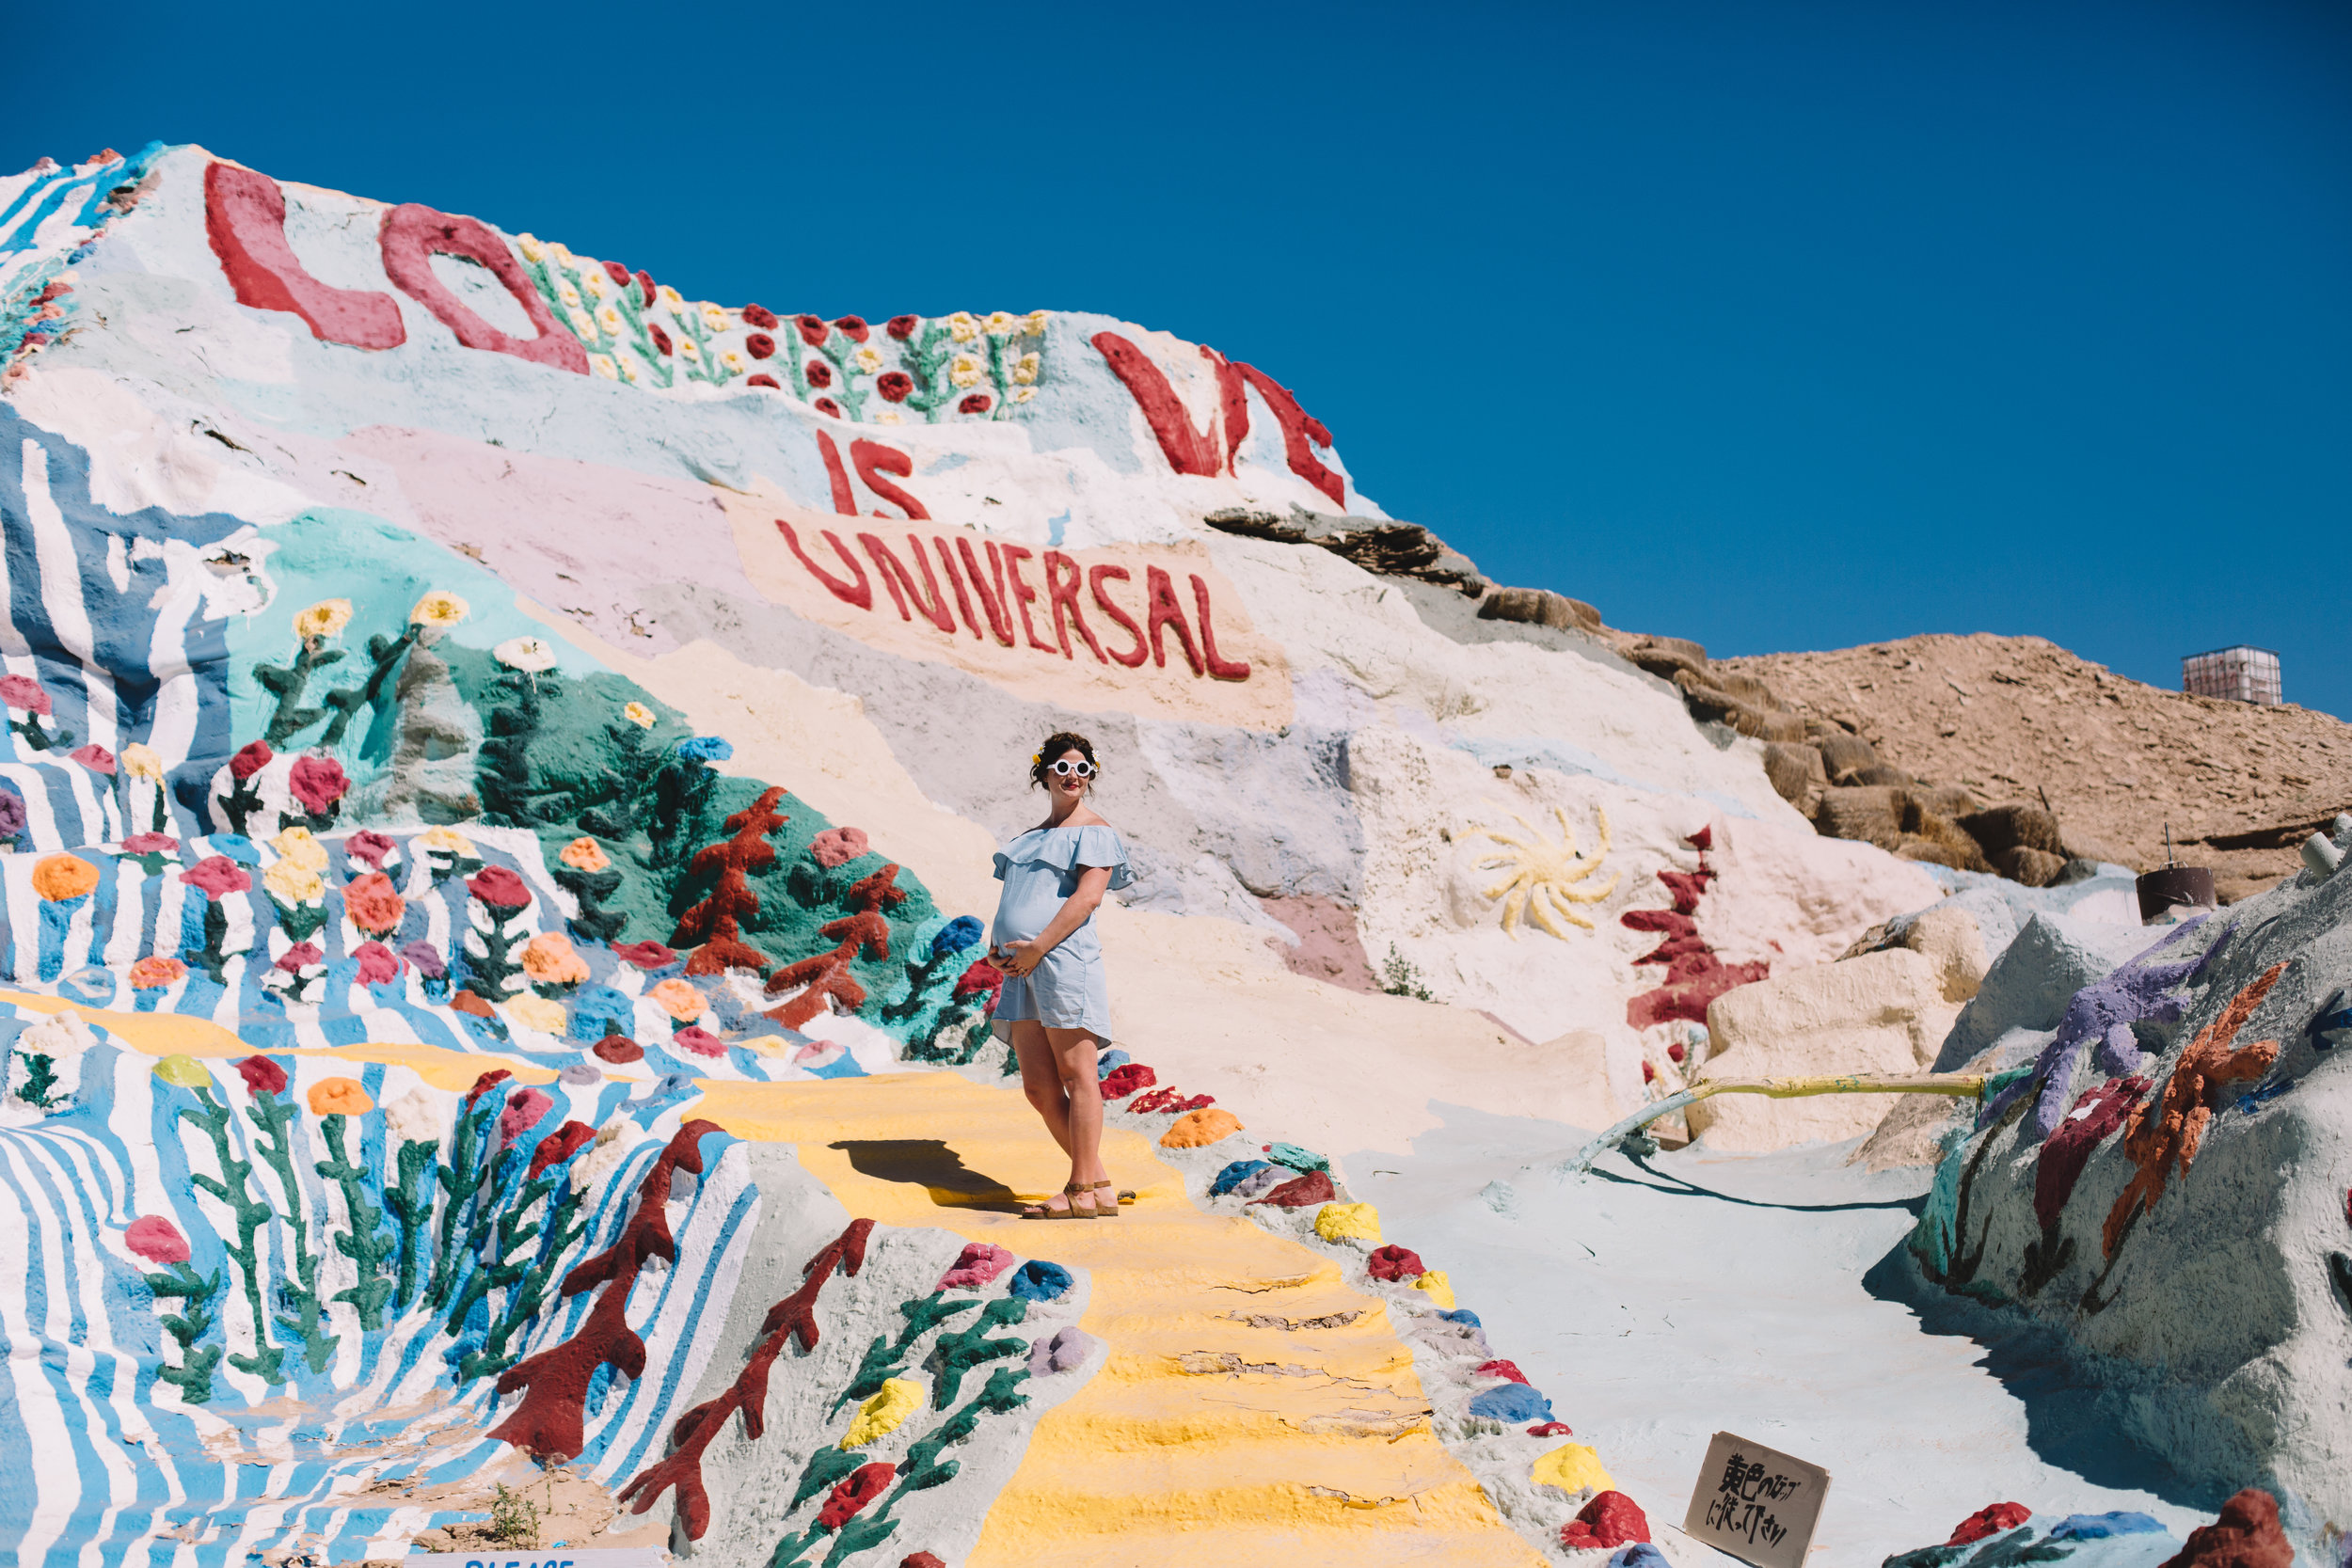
[697,1072,1546,1568]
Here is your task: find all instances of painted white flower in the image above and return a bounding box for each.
[946,310,977,342]
[949,353,983,388]
[557,279,582,309]
[721,350,745,374]
[1013,386,1037,404]
[572,1119,636,1195]
[516,233,546,262]
[984,310,1015,337]
[1025,310,1049,336]
[589,354,618,380]
[548,241,576,264]
[1011,352,1040,385]
[658,284,686,311]
[597,305,626,337]
[852,344,882,374]
[495,636,558,673]
[582,268,611,300]
[677,337,702,362]
[874,410,903,425]
[417,826,477,856]
[701,304,729,333]
[383,1085,449,1148]
[569,308,597,340]
[21,1009,95,1059]
[615,354,639,384]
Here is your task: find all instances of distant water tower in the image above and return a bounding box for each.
[2182,645,2282,705]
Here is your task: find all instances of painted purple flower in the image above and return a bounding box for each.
[400,939,446,979]
[0,790,24,841]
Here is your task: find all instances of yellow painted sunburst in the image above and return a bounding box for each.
[1474,805,1619,939]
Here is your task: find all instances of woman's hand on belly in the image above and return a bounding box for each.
[994,939,1048,977]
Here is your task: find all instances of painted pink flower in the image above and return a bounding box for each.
[182,856,252,897]
[959,392,992,415]
[649,322,675,356]
[804,358,834,388]
[70,744,116,774]
[744,331,775,359]
[466,865,531,909]
[499,1086,553,1146]
[344,829,396,868]
[601,260,631,288]
[877,372,913,404]
[613,940,677,970]
[126,1215,190,1265]
[747,374,780,389]
[120,832,176,854]
[834,315,869,342]
[796,314,829,346]
[809,826,869,868]
[237,1054,288,1096]
[671,1025,728,1058]
[353,941,403,984]
[275,942,323,973]
[0,674,51,715]
[288,754,347,813]
[886,314,919,341]
[742,304,779,330]
[228,740,272,780]
[815,398,841,419]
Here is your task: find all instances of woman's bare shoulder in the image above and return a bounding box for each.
[1065,807,1113,830]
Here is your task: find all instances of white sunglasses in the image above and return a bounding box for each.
[1046,758,1096,779]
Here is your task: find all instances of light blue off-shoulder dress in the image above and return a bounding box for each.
[989,823,1134,1041]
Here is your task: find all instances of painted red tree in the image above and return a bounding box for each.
[673,786,788,975]
[764,864,909,1029]
[1621,826,1769,1030]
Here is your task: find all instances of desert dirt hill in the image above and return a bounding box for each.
[1718,632,2352,902]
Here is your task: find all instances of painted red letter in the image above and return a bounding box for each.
[775,519,872,610]
[997,546,1059,655]
[817,430,858,515]
[1089,565,1149,669]
[1090,332,1229,477]
[958,538,1015,646]
[1143,565,1204,675]
[859,533,955,632]
[1190,574,1250,681]
[1042,551,1107,663]
[1232,362,1345,510]
[377,204,588,373]
[204,162,405,350]
[850,439,930,520]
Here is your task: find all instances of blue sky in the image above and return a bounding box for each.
[15,0,2349,717]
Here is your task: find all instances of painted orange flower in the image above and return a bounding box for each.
[559,836,611,873]
[647,977,707,1022]
[32,854,99,902]
[521,931,591,987]
[342,871,405,936]
[308,1077,374,1117]
[129,955,187,990]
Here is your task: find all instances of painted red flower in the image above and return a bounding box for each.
[601,261,631,288]
[649,323,675,356]
[815,398,841,418]
[634,269,656,309]
[121,832,176,854]
[797,314,829,346]
[237,1054,288,1096]
[886,314,919,340]
[818,1463,895,1529]
[127,1214,191,1264]
[275,942,323,972]
[747,374,780,389]
[877,372,914,404]
[182,855,252,897]
[354,941,403,985]
[834,315,869,342]
[804,358,834,388]
[229,739,273,780]
[0,674,51,715]
[744,332,775,360]
[527,1119,596,1180]
[671,1025,728,1058]
[289,754,348,813]
[466,865,532,909]
[959,392,992,415]
[71,744,116,773]
[613,941,677,969]
[345,829,396,868]
[742,304,779,329]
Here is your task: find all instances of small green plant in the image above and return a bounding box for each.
[487,1483,539,1547]
[1379,944,1434,1003]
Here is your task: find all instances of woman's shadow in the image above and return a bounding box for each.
[828,1138,1027,1212]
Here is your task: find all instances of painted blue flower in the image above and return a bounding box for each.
[930,915,984,959]
[678,736,733,763]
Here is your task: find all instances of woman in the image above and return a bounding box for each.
[991,731,1134,1219]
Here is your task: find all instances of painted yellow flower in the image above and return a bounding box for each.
[983,310,1015,337]
[1011,352,1040,385]
[516,233,546,262]
[590,354,618,380]
[1025,310,1049,336]
[720,350,745,375]
[565,309,596,343]
[582,268,611,300]
[946,310,977,342]
[505,992,569,1034]
[417,825,477,857]
[549,241,576,265]
[294,599,352,641]
[623,701,656,728]
[308,1076,373,1117]
[152,1053,209,1088]
[700,304,728,333]
[263,857,324,905]
[268,826,328,872]
[615,355,639,385]
[409,590,469,627]
[119,741,164,781]
[839,1379,924,1449]
[658,284,686,311]
[559,836,610,873]
[646,977,706,1022]
[597,305,626,337]
[494,636,557,673]
[874,410,903,426]
[1012,386,1037,404]
[852,345,882,374]
[558,279,582,310]
[948,354,983,388]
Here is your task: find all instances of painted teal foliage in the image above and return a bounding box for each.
[146,1260,226,1404]
[316,1114,396,1331]
[173,1083,287,1385]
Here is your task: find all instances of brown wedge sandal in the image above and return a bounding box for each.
[1019,1182,1089,1220]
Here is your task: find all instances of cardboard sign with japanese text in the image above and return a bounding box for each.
[1681,1430,1832,1567]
